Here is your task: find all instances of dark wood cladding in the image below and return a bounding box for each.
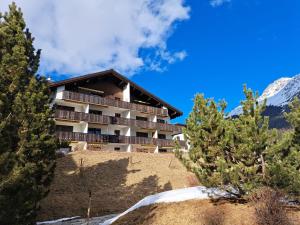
[56,131,186,147]
[156,122,182,132]
[62,91,168,117]
[55,110,182,132]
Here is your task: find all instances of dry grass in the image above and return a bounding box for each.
[37,151,197,221]
[112,199,300,225]
[250,187,294,225]
[202,206,226,225]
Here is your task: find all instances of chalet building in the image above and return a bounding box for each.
[50,69,186,153]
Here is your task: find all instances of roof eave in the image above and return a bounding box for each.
[49,69,183,119]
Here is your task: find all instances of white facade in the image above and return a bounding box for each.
[173,133,190,152]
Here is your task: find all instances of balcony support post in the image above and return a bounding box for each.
[84,104,89,113]
[126,144,132,152]
[123,83,131,102]
[153,130,158,138]
[82,122,88,134]
[55,85,65,100]
[83,142,88,150]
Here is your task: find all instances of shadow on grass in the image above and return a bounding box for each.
[38,153,172,221]
[210,197,247,206]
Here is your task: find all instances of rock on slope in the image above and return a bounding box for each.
[229,74,300,129]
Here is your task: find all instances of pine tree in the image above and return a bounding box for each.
[184,94,229,187]
[226,85,275,195]
[285,98,300,149]
[184,86,277,196]
[0,3,57,225]
[267,98,300,196]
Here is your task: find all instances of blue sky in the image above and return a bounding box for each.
[2,0,299,123]
[132,0,300,123]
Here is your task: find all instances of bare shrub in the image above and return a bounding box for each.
[250,187,292,225]
[186,174,199,187]
[202,206,225,225]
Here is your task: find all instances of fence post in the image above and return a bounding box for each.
[87,190,92,224]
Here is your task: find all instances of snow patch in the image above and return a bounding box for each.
[37,216,80,225]
[100,186,231,225]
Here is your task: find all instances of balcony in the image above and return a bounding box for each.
[55,109,182,132]
[56,131,186,148]
[62,90,168,117]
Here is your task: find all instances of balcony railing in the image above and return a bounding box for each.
[55,110,182,132]
[156,122,182,132]
[56,131,186,147]
[62,90,168,117]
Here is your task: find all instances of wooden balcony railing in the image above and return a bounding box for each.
[62,90,168,117]
[156,122,182,132]
[56,131,186,147]
[55,110,182,132]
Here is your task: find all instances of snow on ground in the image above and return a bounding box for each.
[37,216,80,225]
[100,186,231,225]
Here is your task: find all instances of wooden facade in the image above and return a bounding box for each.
[56,131,186,148]
[55,109,182,132]
[62,91,169,117]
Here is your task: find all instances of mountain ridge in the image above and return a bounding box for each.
[229,74,300,128]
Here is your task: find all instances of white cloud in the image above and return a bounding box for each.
[210,0,231,7]
[0,0,190,76]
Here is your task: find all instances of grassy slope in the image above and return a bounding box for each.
[112,199,300,225]
[37,151,198,221]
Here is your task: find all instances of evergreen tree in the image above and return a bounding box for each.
[227,85,275,195]
[267,98,300,196]
[0,3,57,225]
[184,86,277,196]
[184,94,229,187]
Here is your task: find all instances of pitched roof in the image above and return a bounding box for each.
[49,69,183,119]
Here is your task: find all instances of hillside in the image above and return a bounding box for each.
[37,151,198,221]
[111,199,300,225]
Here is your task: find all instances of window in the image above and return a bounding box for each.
[88,128,101,135]
[157,119,165,124]
[114,147,121,151]
[158,134,166,139]
[115,113,121,118]
[136,116,148,121]
[56,105,75,111]
[89,110,102,115]
[114,130,120,136]
[56,125,73,132]
[136,132,148,138]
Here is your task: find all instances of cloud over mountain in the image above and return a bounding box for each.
[0,0,190,76]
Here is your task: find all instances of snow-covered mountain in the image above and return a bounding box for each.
[257,77,292,103]
[228,74,300,128]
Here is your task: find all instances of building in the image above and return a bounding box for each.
[50,69,187,153]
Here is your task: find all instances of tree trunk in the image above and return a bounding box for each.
[260,154,266,180]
